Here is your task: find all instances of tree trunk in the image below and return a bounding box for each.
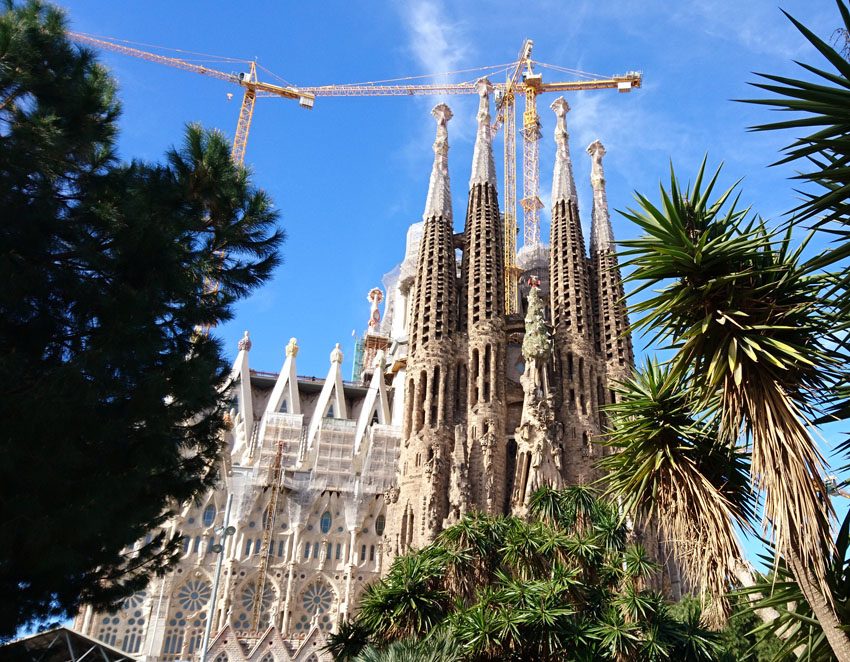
[733,560,803,656]
[786,549,850,662]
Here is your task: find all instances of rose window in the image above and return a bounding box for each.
[240,582,275,611]
[121,590,147,611]
[176,579,212,612]
[301,581,333,615]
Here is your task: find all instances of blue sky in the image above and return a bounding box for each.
[58,0,837,374]
[59,0,846,558]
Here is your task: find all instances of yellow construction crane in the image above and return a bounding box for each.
[70,31,640,636]
[70,32,315,164]
[70,32,640,315]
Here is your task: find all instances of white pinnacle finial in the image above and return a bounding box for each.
[551,97,577,204]
[587,139,614,252]
[285,337,299,358]
[330,343,344,364]
[469,78,497,188]
[237,330,252,352]
[423,104,453,222]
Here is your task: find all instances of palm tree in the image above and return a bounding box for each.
[328,487,721,661]
[599,359,754,614]
[604,159,850,658]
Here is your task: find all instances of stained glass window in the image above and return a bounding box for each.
[202,504,216,527]
[320,511,332,534]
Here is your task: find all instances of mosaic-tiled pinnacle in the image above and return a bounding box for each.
[469,78,497,188]
[423,103,453,222]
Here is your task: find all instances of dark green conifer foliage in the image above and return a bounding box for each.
[0,0,282,637]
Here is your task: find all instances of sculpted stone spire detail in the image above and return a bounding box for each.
[423,104,453,222]
[462,77,507,514]
[588,140,614,253]
[548,96,600,484]
[389,104,460,551]
[469,78,497,188]
[367,287,384,331]
[551,97,577,204]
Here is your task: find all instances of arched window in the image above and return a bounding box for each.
[320,511,332,534]
[375,514,386,536]
[202,504,216,527]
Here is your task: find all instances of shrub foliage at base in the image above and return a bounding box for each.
[327,487,721,661]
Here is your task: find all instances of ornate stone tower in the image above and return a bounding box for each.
[588,139,633,392]
[547,97,600,482]
[462,79,507,515]
[390,104,459,551]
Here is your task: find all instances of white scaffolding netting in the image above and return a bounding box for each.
[360,424,401,494]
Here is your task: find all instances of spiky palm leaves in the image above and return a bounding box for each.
[328,488,720,661]
[745,1,850,258]
[608,161,838,606]
[600,360,754,614]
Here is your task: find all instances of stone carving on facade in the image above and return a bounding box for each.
[238,330,252,352]
[512,283,563,514]
[383,485,399,504]
[444,425,470,527]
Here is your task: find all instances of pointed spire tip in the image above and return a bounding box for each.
[424,104,453,221]
[550,97,576,204]
[470,77,497,188]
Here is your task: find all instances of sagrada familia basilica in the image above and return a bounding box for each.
[73,80,679,661]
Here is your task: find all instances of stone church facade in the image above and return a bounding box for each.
[74,79,675,661]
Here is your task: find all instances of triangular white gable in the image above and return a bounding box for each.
[354,350,390,455]
[228,332,254,458]
[306,344,347,448]
[264,338,302,417]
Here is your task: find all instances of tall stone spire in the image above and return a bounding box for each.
[469,78,497,188]
[390,104,460,552]
[548,97,592,339]
[587,139,633,385]
[462,79,508,514]
[548,97,601,483]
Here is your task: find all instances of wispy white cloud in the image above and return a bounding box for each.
[405,0,470,89]
[400,0,478,144]
[669,0,830,59]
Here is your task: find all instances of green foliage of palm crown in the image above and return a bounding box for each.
[610,157,838,603]
[598,359,754,610]
[326,487,721,662]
